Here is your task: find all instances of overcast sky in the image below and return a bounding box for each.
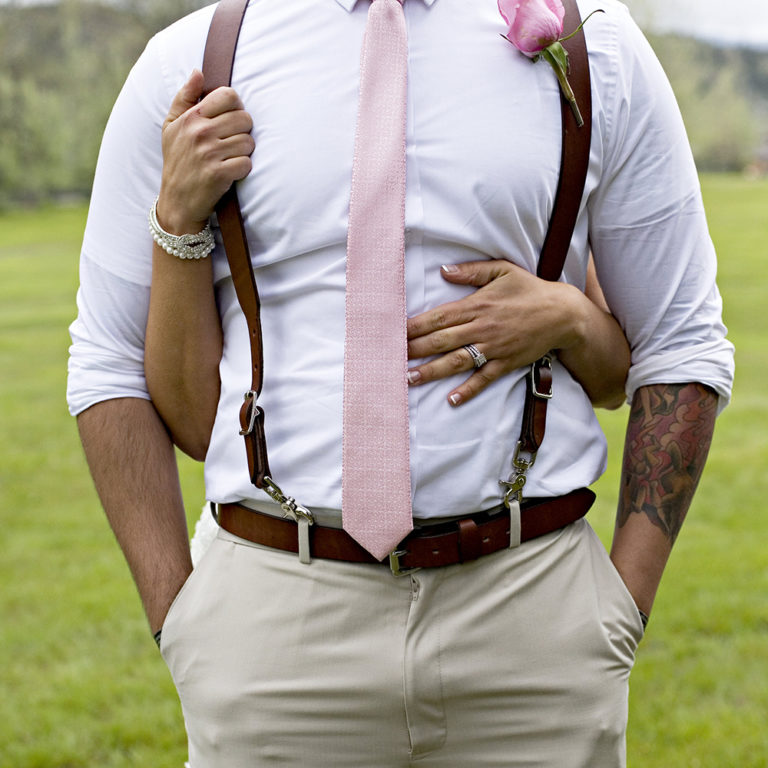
[623,0,768,48]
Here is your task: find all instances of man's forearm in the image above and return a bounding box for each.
[609,382,718,616]
[77,398,193,634]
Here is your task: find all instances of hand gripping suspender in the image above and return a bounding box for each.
[201,0,592,516]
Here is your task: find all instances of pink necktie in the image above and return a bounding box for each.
[342,0,413,561]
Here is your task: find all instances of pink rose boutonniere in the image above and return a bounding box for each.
[498,0,603,127]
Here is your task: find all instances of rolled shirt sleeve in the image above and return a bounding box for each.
[66,28,196,416]
[586,4,734,412]
[67,257,151,415]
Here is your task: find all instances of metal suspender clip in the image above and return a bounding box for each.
[500,441,537,508]
[261,476,315,526]
[262,476,315,565]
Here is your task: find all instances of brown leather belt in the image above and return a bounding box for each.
[216,488,595,574]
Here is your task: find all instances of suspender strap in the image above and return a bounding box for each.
[203,0,271,487]
[201,0,249,93]
[538,0,592,283]
[517,0,592,463]
[201,0,592,497]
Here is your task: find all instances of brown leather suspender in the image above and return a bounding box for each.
[508,0,593,503]
[200,0,592,504]
[202,0,271,490]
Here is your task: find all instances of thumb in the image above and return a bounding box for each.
[165,69,206,123]
[440,259,510,287]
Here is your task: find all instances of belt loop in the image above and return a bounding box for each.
[458,518,482,562]
[508,499,521,549]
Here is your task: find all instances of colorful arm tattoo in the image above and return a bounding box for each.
[618,383,718,544]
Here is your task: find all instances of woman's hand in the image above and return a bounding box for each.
[406,259,629,408]
[156,69,255,235]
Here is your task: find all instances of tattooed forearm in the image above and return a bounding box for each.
[618,383,718,543]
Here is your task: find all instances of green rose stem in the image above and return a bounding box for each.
[542,10,604,127]
[503,9,604,130]
[541,41,583,127]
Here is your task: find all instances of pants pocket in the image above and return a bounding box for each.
[159,534,219,661]
[585,525,645,663]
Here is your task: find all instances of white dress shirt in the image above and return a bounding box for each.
[67,0,734,518]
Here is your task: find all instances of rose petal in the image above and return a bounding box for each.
[497,0,519,27]
[508,0,564,56]
[543,0,565,27]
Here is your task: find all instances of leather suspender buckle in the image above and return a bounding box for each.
[530,355,553,400]
[239,390,262,435]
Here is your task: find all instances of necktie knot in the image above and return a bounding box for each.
[370,0,405,13]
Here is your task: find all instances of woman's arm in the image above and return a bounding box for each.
[406,256,630,408]
[559,254,629,409]
[144,71,255,459]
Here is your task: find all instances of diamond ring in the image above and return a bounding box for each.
[463,344,488,369]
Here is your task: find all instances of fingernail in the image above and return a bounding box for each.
[441,264,459,273]
[449,392,462,406]
[407,370,421,385]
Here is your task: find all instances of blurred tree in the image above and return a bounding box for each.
[0,0,208,206]
[650,34,762,172]
[0,1,765,205]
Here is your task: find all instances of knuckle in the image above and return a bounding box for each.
[473,369,496,388]
[460,385,477,402]
[426,330,448,354]
[189,119,212,145]
[238,135,256,155]
[467,267,483,284]
[484,318,505,339]
[470,293,492,313]
[219,86,239,105]
[457,381,479,402]
[233,157,253,180]
[448,350,467,372]
[428,309,447,330]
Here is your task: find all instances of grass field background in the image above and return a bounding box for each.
[0,175,765,766]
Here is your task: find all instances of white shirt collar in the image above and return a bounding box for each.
[334,0,437,11]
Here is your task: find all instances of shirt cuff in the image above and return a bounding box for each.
[625,339,735,415]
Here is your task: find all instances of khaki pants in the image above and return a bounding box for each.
[161,518,643,767]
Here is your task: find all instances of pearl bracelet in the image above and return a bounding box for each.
[148,197,215,260]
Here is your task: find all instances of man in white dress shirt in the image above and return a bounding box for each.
[68,0,733,765]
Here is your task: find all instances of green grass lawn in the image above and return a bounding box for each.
[589,175,768,766]
[1,175,765,766]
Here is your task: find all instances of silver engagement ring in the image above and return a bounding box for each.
[463,344,488,369]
